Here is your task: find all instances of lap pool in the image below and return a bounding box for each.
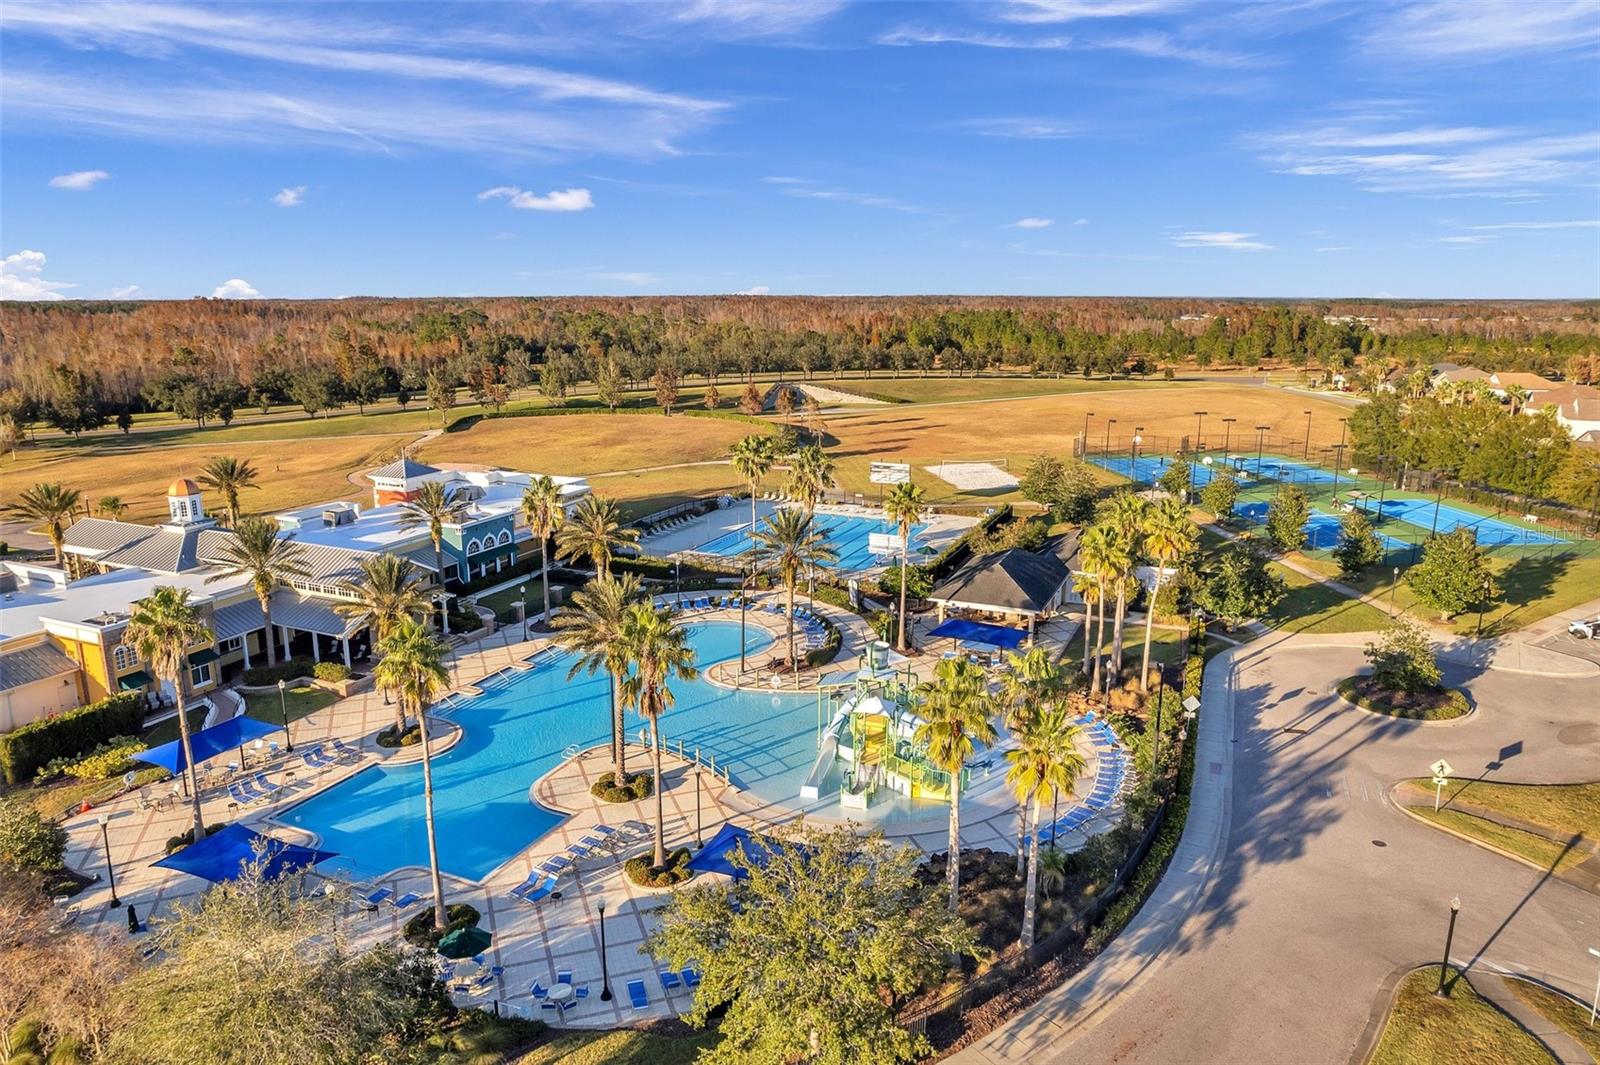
[692,509,928,571]
[278,622,822,882]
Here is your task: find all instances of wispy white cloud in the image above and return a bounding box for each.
[880,22,1252,66]
[48,169,109,190]
[1367,1,1600,59]
[670,0,844,38]
[1171,230,1271,251]
[954,117,1086,140]
[1001,1,1193,23]
[764,177,936,216]
[877,27,1073,50]
[1266,125,1505,149]
[272,185,306,207]
[478,186,595,212]
[212,278,261,298]
[735,285,771,295]
[1314,246,1355,253]
[1439,235,1494,244]
[0,250,75,300]
[104,284,143,298]
[1073,217,1090,225]
[1012,217,1053,229]
[1463,219,1600,231]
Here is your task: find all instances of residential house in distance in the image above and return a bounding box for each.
[1428,363,1493,389]
[1486,371,1559,402]
[1528,383,1600,445]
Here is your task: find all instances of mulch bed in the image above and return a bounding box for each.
[1339,677,1471,721]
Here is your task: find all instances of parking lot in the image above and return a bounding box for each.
[1535,619,1600,667]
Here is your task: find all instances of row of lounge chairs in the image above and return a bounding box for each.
[623,966,704,1010]
[357,885,423,910]
[227,772,285,806]
[302,740,362,771]
[1038,714,1132,846]
[506,820,651,906]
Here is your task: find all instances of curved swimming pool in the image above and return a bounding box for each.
[280,622,822,882]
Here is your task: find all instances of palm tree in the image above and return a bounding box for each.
[398,480,471,586]
[999,647,1065,875]
[784,444,836,516]
[552,574,644,783]
[750,509,838,672]
[520,475,566,624]
[555,494,638,580]
[198,456,260,526]
[1504,384,1531,415]
[1100,493,1147,680]
[1137,497,1197,692]
[1006,704,1085,949]
[914,656,997,916]
[4,482,81,570]
[617,602,699,868]
[883,481,926,652]
[372,619,452,932]
[98,495,126,520]
[206,516,309,669]
[729,434,775,535]
[125,587,213,842]
[335,554,430,734]
[1071,571,1100,677]
[1078,525,1124,697]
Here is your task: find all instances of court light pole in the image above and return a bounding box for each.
[1082,411,1094,458]
[1220,417,1236,454]
[1303,409,1313,459]
[1254,425,1271,478]
[1130,428,1144,486]
[1103,417,1116,458]
[1193,410,1207,452]
[597,898,612,1001]
[1390,566,1401,616]
[1437,896,1461,995]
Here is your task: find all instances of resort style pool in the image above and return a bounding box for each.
[279,622,823,882]
[692,510,929,571]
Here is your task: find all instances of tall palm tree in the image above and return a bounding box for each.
[372,619,452,932]
[1006,704,1085,949]
[1077,525,1124,697]
[206,516,309,669]
[1504,384,1531,415]
[552,574,644,782]
[520,475,566,624]
[784,444,836,516]
[617,603,699,868]
[4,482,81,570]
[98,495,126,520]
[999,647,1065,875]
[729,434,775,535]
[1100,493,1148,680]
[750,509,838,672]
[335,554,430,734]
[398,480,471,586]
[1071,571,1100,677]
[1137,497,1197,692]
[198,456,260,526]
[125,587,213,842]
[555,494,637,580]
[883,481,926,652]
[914,656,997,916]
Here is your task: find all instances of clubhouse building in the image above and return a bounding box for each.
[0,461,588,732]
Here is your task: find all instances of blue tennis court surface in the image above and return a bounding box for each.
[1233,502,1408,551]
[1089,454,1220,486]
[1088,453,1337,488]
[694,510,928,570]
[1362,498,1566,545]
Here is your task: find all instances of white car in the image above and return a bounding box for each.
[1569,617,1600,639]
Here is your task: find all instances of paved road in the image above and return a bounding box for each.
[957,633,1600,1065]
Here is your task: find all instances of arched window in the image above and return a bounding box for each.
[466,538,481,554]
[497,529,512,546]
[113,644,138,671]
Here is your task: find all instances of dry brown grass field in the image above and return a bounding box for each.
[2,383,1355,526]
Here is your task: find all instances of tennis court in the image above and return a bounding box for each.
[1234,502,1408,551]
[1089,454,1220,487]
[1088,452,1340,488]
[692,509,928,570]
[1361,497,1566,546]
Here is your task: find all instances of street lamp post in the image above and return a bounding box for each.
[1303,410,1313,459]
[97,813,120,908]
[597,898,613,1001]
[1437,896,1461,995]
[1390,566,1401,616]
[277,678,294,752]
[518,583,528,627]
[1221,417,1236,454]
[1193,410,1207,452]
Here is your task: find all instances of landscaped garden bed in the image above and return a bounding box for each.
[591,770,652,803]
[1338,676,1471,721]
[625,847,694,888]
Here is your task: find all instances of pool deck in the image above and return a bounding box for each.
[56,596,1114,1029]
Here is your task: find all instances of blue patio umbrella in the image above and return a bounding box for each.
[152,823,337,883]
[926,618,1029,650]
[139,715,282,776]
[686,822,800,880]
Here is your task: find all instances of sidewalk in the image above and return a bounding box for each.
[1471,972,1597,1065]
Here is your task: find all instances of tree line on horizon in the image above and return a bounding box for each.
[1,296,1597,435]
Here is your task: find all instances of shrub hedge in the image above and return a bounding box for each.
[312,661,351,682]
[242,656,316,687]
[378,723,422,748]
[404,902,480,948]
[625,846,694,888]
[0,692,146,785]
[592,771,652,803]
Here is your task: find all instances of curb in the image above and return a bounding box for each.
[1387,787,1599,895]
[1333,677,1477,727]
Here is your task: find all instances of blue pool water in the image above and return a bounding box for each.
[1363,498,1566,546]
[694,510,928,570]
[279,622,823,882]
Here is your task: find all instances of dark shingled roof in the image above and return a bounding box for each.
[929,530,1081,616]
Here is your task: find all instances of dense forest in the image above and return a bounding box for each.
[1,296,1597,433]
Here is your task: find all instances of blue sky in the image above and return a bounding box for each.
[3,0,1598,301]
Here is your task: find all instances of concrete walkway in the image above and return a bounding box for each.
[1472,972,1598,1065]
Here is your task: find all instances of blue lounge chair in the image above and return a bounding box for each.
[301,746,332,770]
[228,782,257,806]
[252,772,282,797]
[540,1000,558,1012]
[659,969,682,991]
[530,981,547,1000]
[682,968,701,988]
[627,980,648,1010]
[331,739,362,762]
[539,855,574,875]
[511,875,558,903]
[390,892,422,909]
[556,969,572,985]
[359,886,392,907]
[566,840,596,861]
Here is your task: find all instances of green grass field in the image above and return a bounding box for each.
[1370,966,1554,1065]
[812,375,1174,404]
[513,1029,720,1065]
[1509,979,1600,1060]
[1409,808,1590,873]
[1263,562,1392,634]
